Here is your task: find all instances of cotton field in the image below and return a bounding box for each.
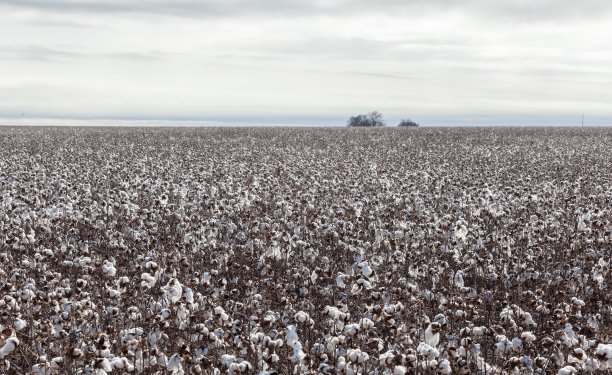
[0,126,611,375]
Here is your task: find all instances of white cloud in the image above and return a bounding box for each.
[1,1,611,125]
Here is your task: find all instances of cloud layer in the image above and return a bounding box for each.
[1,0,612,125]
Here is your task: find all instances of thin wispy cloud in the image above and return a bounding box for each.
[1,0,611,125]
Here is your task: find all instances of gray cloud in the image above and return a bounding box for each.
[0,45,83,62]
[4,0,612,21]
[1,0,611,125]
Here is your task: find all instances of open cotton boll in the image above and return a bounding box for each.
[438,359,452,374]
[596,343,612,368]
[393,365,407,375]
[183,287,194,304]
[141,272,157,288]
[0,336,19,358]
[521,331,536,343]
[425,324,440,347]
[495,338,513,355]
[162,278,183,304]
[286,325,299,347]
[167,353,184,374]
[454,270,464,288]
[557,366,576,375]
[14,318,27,331]
[295,311,309,323]
[336,274,347,288]
[359,317,374,330]
[95,358,113,372]
[344,323,360,336]
[585,358,599,372]
[102,260,117,277]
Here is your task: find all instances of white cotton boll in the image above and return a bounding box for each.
[31,364,45,374]
[557,366,576,375]
[454,271,464,288]
[521,311,536,326]
[295,311,309,323]
[102,260,117,277]
[360,318,374,330]
[571,297,585,307]
[14,318,27,331]
[286,325,301,349]
[98,358,113,372]
[141,272,157,288]
[379,351,395,366]
[0,336,19,358]
[521,331,536,343]
[336,274,346,288]
[111,357,125,369]
[472,327,486,336]
[512,337,523,350]
[438,359,452,374]
[585,358,599,371]
[596,344,612,368]
[417,343,439,359]
[221,354,236,367]
[495,339,513,355]
[162,279,183,304]
[360,263,373,277]
[425,325,440,347]
[167,354,184,374]
[250,332,264,343]
[393,365,407,375]
[344,323,360,336]
[183,288,194,304]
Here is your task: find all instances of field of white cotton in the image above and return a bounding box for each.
[0,126,610,375]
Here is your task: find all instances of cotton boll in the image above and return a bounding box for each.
[454,270,464,288]
[495,338,513,355]
[14,318,27,331]
[585,358,599,371]
[95,358,113,372]
[162,278,183,304]
[360,317,374,330]
[102,260,117,277]
[344,323,360,336]
[557,366,576,375]
[295,311,309,323]
[0,336,19,358]
[393,365,407,375]
[521,331,536,343]
[438,359,452,374]
[167,353,184,374]
[141,272,157,288]
[425,324,440,347]
[336,274,347,288]
[595,343,612,368]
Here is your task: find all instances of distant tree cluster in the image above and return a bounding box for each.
[348,111,419,127]
[398,118,419,127]
[347,111,385,127]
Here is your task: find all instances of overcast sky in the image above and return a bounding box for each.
[1,1,612,126]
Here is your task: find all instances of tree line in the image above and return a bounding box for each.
[347,111,419,127]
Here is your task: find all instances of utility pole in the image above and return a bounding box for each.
[582,113,584,128]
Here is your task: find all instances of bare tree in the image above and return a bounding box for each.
[398,118,419,127]
[347,111,386,127]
